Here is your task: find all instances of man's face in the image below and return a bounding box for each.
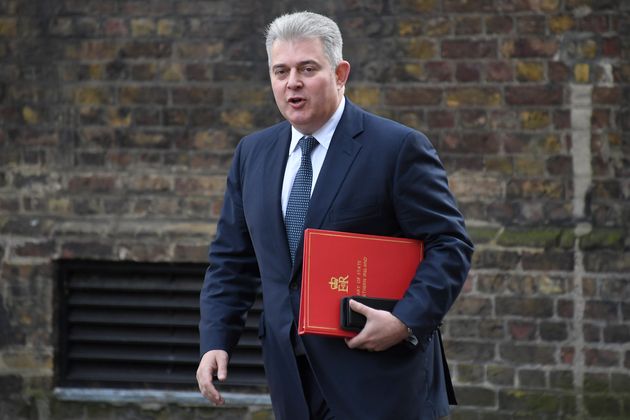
[269,37,350,135]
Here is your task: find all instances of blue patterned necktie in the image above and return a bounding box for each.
[285,136,318,264]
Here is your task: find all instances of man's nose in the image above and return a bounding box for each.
[287,69,302,89]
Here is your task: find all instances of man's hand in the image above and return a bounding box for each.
[196,349,229,405]
[344,299,409,352]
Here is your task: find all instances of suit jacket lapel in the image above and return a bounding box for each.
[290,100,365,278]
[265,123,292,268]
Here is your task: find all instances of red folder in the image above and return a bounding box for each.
[298,229,423,338]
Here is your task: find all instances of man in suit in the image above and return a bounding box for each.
[197,11,473,420]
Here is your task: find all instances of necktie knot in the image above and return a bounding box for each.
[299,136,317,158]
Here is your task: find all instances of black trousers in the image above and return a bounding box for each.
[296,355,335,420]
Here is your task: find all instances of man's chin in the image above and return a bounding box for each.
[286,116,314,133]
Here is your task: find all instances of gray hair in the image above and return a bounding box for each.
[265,11,343,68]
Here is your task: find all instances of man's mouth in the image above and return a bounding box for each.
[288,97,305,105]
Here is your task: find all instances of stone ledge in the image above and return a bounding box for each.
[53,387,272,407]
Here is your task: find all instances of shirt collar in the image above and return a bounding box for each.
[288,97,346,155]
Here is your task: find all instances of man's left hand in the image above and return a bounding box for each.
[344,299,410,352]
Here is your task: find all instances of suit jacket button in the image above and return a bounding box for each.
[289,282,298,290]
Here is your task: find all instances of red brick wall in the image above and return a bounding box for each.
[1,0,628,418]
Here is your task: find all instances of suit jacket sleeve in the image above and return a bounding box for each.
[390,130,474,338]
[199,141,261,356]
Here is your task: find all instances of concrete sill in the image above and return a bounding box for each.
[53,388,272,407]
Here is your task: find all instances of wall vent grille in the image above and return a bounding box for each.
[56,260,266,392]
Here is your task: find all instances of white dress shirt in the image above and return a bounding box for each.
[281,97,346,216]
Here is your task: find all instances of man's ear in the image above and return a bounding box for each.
[335,60,351,87]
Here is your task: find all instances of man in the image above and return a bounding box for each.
[197,11,473,420]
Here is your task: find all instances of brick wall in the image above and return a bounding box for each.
[1,0,628,418]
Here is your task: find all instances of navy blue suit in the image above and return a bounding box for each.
[199,100,473,419]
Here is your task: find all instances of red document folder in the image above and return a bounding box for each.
[298,229,424,338]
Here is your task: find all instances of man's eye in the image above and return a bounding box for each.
[303,67,314,73]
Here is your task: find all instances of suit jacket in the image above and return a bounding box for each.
[199,99,474,420]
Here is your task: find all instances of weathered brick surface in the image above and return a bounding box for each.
[1,0,628,418]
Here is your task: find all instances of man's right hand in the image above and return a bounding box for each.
[196,349,229,405]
